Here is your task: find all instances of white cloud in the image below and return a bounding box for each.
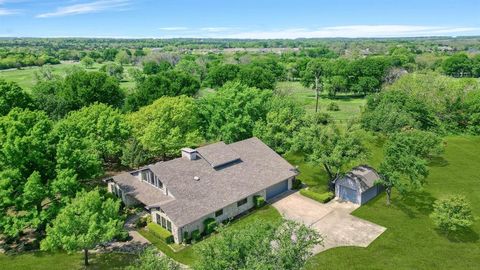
[159,27,189,31]
[222,25,480,39]
[36,0,130,18]
[200,27,232,32]
[0,8,18,15]
[0,0,20,16]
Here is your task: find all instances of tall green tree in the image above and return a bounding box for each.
[199,81,272,143]
[292,114,367,181]
[31,69,125,118]
[41,189,123,266]
[126,247,180,270]
[0,109,55,238]
[194,220,322,270]
[301,59,325,112]
[205,64,240,88]
[53,103,130,179]
[127,95,203,159]
[0,80,33,116]
[378,130,444,204]
[253,97,305,153]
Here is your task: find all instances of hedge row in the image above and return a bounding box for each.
[300,189,334,203]
[146,222,174,244]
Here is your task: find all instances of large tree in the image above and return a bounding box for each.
[194,220,322,270]
[0,109,55,238]
[253,97,305,153]
[126,247,180,270]
[292,114,367,182]
[0,80,33,116]
[127,95,203,159]
[125,70,199,111]
[238,64,276,90]
[199,81,272,143]
[31,69,125,118]
[301,59,325,112]
[378,130,444,204]
[53,103,130,179]
[204,64,240,88]
[41,189,123,266]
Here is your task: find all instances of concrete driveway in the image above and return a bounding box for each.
[271,191,386,254]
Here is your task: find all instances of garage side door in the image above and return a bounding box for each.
[339,185,358,204]
[266,180,288,200]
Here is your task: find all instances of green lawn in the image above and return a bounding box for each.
[138,205,282,266]
[0,62,135,93]
[306,136,480,270]
[0,252,135,270]
[276,81,366,122]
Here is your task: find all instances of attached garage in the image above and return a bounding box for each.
[266,179,289,200]
[334,165,382,205]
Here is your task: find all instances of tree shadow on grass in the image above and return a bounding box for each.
[428,156,449,167]
[435,227,480,243]
[394,190,436,218]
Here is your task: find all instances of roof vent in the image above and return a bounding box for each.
[193,176,200,181]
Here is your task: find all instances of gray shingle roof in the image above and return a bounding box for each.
[344,165,380,192]
[196,141,241,168]
[112,172,174,206]
[112,137,297,227]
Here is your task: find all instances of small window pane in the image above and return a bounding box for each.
[215,209,223,217]
[167,220,172,232]
[237,198,248,207]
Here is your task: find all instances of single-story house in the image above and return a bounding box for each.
[334,165,383,205]
[105,137,298,243]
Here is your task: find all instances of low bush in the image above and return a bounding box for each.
[203,218,217,235]
[327,102,340,111]
[254,195,266,208]
[300,189,334,203]
[430,195,474,233]
[116,230,131,242]
[183,231,191,244]
[292,179,303,190]
[191,230,201,243]
[146,222,174,244]
[135,215,152,228]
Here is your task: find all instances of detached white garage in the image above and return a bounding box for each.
[334,165,383,205]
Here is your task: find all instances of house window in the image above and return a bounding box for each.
[154,176,163,189]
[161,216,166,228]
[141,170,148,182]
[215,209,223,217]
[237,198,248,207]
[166,220,172,232]
[156,214,161,224]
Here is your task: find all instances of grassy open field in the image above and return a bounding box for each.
[305,136,480,270]
[0,252,135,270]
[276,81,367,122]
[0,62,136,93]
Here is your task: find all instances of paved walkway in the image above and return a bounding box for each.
[272,191,386,254]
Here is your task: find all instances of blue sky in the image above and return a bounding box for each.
[0,0,479,38]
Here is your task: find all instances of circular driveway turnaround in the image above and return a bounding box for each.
[271,192,386,254]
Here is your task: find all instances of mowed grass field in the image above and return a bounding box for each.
[0,62,136,93]
[276,81,366,122]
[0,252,135,270]
[305,136,480,270]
